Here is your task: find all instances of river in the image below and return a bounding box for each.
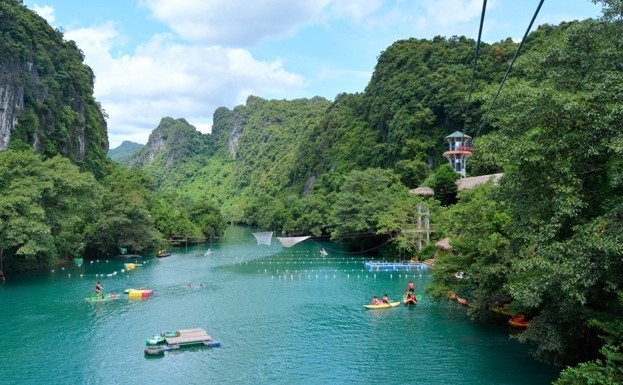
[0,226,559,384]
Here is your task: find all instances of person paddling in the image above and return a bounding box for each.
[381,294,389,304]
[371,296,380,305]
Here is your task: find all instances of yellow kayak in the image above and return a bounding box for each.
[363,301,400,309]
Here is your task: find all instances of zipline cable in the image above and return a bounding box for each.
[474,0,545,139]
[463,0,488,134]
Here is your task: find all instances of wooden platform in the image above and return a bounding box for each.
[164,328,213,346]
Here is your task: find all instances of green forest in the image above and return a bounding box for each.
[2,0,623,382]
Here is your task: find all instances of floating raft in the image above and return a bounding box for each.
[164,328,221,348]
[364,261,429,271]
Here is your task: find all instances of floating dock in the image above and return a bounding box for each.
[164,328,218,347]
[364,261,429,271]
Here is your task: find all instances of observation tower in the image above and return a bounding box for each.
[442,131,472,178]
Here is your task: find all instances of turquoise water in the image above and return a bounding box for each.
[0,226,559,385]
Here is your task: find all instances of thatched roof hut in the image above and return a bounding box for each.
[409,173,503,197]
[457,173,503,191]
[409,187,434,196]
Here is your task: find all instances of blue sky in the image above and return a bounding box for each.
[24,0,603,148]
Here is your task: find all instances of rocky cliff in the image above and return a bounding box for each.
[0,0,109,177]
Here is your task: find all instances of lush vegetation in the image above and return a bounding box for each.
[0,150,226,270]
[107,141,144,165]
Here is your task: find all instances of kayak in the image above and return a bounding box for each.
[508,315,530,329]
[84,293,121,302]
[490,305,511,316]
[363,301,400,309]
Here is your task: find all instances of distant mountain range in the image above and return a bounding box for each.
[108,141,144,164]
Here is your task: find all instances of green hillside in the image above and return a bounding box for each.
[108,141,143,164]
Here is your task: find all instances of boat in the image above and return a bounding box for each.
[160,330,181,338]
[144,344,180,356]
[144,346,165,356]
[84,293,121,302]
[448,291,468,305]
[363,301,400,309]
[124,262,142,270]
[508,315,530,329]
[157,250,171,258]
[146,335,166,345]
[490,305,511,316]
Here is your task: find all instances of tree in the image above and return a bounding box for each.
[330,168,409,251]
[0,151,52,271]
[429,164,459,206]
[40,155,101,260]
[86,166,161,255]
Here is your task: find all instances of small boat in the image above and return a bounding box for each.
[456,296,469,306]
[144,346,165,356]
[85,293,121,302]
[508,315,530,329]
[146,335,166,345]
[363,301,400,309]
[490,305,511,316]
[124,262,142,270]
[161,330,181,338]
[157,250,171,258]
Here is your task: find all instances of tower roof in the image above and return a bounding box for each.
[445,131,472,139]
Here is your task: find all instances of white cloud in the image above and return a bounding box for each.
[328,0,384,21]
[64,22,304,146]
[140,0,332,46]
[420,0,486,26]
